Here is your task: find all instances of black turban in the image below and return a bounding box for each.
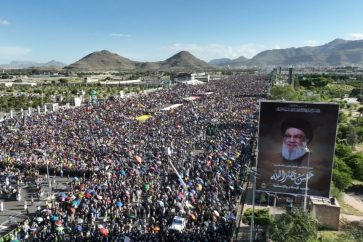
[281,117,313,142]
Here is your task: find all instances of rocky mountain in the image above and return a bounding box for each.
[6,38,363,71]
[210,38,363,67]
[209,58,232,66]
[64,50,214,72]
[65,50,136,71]
[42,60,67,68]
[209,56,249,68]
[0,60,66,69]
[233,56,249,64]
[160,51,212,70]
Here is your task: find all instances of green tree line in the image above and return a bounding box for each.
[269,76,363,193]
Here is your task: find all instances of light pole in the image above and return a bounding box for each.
[166,147,188,190]
[166,146,189,215]
[303,147,311,212]
[43,152,52,199]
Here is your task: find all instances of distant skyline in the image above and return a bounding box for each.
[0,0,362,64]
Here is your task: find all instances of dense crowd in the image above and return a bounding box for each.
[0,75,268,241]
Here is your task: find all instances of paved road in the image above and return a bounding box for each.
[341,193,363,222]
[344,193,363,212]
[0,147,204,238]
[0,175,69,237]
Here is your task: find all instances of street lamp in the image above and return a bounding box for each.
[165,146,189,216]
[303,147,311,212]
[42,152,52,198]
[166,147,188,190]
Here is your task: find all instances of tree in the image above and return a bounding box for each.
[338,112,348,123]
[269,85,302,101]
[355,126,363,143]
[330,183,343,200]
[299,78,312,88]
[332,158,353,190]
[346,125,358,149]
[58,78,68,84]
[1,73,10,79]
[349,87,363,97]
[343,153,363,181]
[357,94,363,104]
[299,76,331,88]
[337,123,349,144]
[314,77,331,87]
[357,106,363,117]
[269,209,318,242]
[337,222,363,241]
[242,208,273,227]
[334,144,352,159]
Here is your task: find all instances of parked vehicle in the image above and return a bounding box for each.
[170,216,187,232]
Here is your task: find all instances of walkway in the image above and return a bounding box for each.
[0,175,68,237]
[341,193,363,222]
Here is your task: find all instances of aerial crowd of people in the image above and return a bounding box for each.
[0,75,268,241]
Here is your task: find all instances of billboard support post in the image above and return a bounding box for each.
[304,148,311,212]
[250,146,259,242]
[250,172,256,242]
[274,195,276,207]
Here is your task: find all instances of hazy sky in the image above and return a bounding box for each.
[0,0,362,64]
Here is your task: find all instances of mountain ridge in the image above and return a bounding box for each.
[65,50,214,71]
[0,60,66,69]
[209,38,363,67]
[3,38,363,71]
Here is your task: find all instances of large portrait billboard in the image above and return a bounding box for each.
[256,101,339,198]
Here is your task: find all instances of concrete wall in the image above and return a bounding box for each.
[311,201,340,230]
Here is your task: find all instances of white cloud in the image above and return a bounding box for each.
[165,43,267,61]
[273,44,281,49]
[0,19,9,25]
[0,46,31,62]
[110,33,132,38]
[349,33,363,40]
[304,40,319,46]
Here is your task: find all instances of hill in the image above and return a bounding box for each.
[160,51,213,70]
[64,50,214,72]
[6,38,363,71]
[64,50,136,71]
[209,58,232,66]
[209,56,249,68]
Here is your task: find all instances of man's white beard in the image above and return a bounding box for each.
[281,142,307,161]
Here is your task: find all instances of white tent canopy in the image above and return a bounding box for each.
[160,104,183,111]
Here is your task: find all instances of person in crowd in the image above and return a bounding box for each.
[0,75,268,241]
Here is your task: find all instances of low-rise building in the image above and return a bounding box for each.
[309,196,340,230]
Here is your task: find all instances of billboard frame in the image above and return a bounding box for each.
[255,100,339,198]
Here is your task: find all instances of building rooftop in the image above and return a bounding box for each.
[310,196,340,207]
